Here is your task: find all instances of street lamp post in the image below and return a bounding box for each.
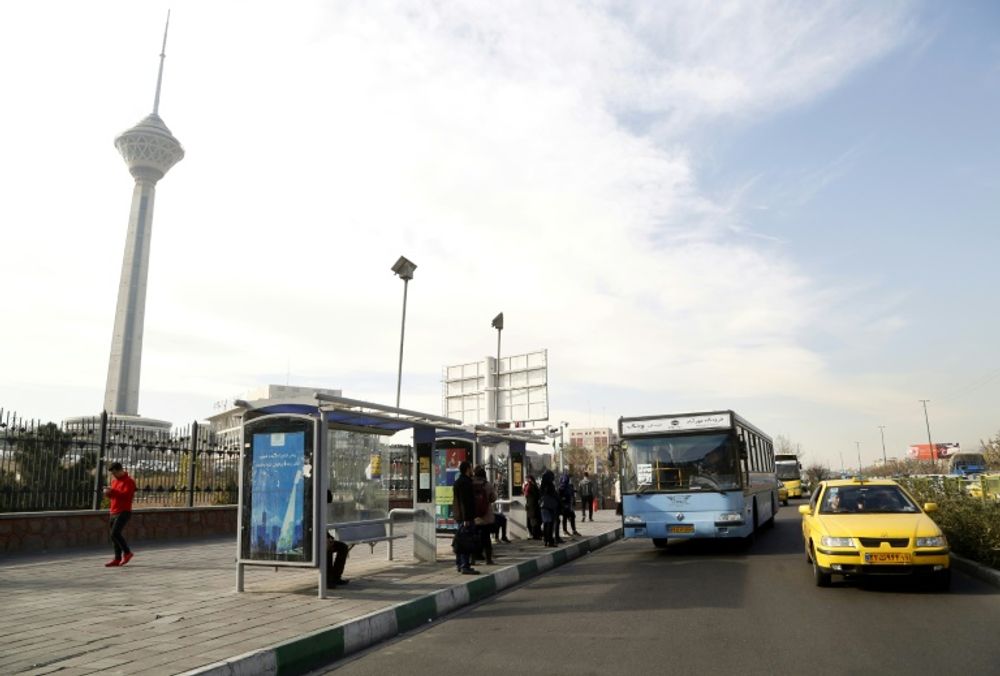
[855,441,862,476]
[547,421,569,473]
[919,399,936,464]
[491,313,503,426]
[391,256,417,410]
[878,425,888,468]
[558,421,568,473]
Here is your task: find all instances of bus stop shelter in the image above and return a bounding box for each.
[233,393,547,598]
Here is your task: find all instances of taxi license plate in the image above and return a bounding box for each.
[864,552,912,564]
[669,524,695,534]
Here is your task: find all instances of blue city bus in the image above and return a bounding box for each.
[617,410,779,547]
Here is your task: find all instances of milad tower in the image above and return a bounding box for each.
[103,14,184,421]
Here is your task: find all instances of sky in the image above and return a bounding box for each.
[1,1,998,471]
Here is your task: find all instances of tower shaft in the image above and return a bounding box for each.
[104,178,159,415]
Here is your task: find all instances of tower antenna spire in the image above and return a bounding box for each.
[152,10,171,115]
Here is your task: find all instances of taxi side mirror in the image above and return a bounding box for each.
[923,502,938,513]
[798,505,811,515]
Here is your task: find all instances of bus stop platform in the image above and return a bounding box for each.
[0,511,623,676]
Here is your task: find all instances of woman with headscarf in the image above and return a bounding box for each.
[539,469,561,547]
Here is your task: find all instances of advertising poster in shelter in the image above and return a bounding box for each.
[434,446,468,530]
[241,417,314,563]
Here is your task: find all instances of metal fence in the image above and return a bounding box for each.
[0,408,239,513]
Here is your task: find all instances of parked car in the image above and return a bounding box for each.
[798,478,950,590]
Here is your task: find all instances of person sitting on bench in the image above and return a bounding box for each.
[327,490,349,589]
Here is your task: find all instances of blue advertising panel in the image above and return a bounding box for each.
[240,416,314,563]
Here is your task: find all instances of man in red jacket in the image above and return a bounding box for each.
[103,462,137,567]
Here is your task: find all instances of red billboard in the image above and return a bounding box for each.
[907,442,960,461]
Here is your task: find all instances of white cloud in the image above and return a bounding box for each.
[0,0,943,465]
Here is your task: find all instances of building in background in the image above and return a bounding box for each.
[568,427,614,455]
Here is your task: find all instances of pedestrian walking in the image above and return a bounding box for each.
[452,460,479,574]
[103,461,136,567]
[614,477,622,516]
[578,471,595,521]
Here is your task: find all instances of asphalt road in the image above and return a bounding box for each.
[315,503,1000,675]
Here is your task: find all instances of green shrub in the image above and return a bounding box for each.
[900,478,1000,570]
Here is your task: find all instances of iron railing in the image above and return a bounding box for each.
[0,408,239,512]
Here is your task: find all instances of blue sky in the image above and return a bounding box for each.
[0,1,997,469]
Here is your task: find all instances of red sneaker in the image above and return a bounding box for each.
[120,552,134,566]
[105,559,120,567]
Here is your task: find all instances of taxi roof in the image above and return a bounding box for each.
[821,477,898,488]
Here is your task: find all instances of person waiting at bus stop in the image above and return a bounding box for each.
[559,470,581,536]
[452,460,479,574]
[578,471,595,522]
[326,490,349,589]
[539,470,560,547]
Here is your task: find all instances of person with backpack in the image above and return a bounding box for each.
[578,471,595,522]
[472,465,497,565]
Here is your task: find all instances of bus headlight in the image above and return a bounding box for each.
[717,512,743,522]
[623,515,644,525]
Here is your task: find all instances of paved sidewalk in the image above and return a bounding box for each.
[0,511,622,676]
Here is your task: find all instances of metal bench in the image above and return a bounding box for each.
[329,518,407,560]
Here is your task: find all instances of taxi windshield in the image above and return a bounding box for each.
[819,485,919,514]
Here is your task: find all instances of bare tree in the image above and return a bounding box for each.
[803,463,830,485]
[775,435,804,459]
[980,431,1000,470]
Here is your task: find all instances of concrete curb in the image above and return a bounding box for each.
[182,528,623,676]
[951,553,1000,589]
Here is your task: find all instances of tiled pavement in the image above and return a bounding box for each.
[0,511,622,675]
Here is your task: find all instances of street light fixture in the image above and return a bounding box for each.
[491,312,503,425]
[391,256,417,410]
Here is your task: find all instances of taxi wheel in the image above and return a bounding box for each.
[811,546,831,587]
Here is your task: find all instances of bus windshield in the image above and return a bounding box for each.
[775,461,800,481]
[622,433,740,493]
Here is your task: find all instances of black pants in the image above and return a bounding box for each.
[476,526,493,562]
[327,536,349,583]
[542,519,555,546]
[561,508,576,533]
[580,495,593,520]
[110,511,132,559]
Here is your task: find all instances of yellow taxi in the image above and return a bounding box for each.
[798,478,950,590]
[777,481,789,506]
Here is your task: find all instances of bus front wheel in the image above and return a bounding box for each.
[652,538,669,549]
